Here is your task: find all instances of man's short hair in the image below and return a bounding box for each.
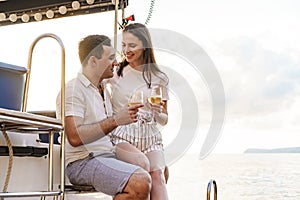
[78,35,112,66]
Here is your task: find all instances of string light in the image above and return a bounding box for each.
[0,13,6,21]
[21,14,30,22]
[9,14,17,22]
[1,0,118,25]
[58,6,67,15]
[46,10,54,19]
[34,13,42,21]
[86,0,95,5]
[72,1,80,10]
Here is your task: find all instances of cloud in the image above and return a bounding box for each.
[215,36,300,118]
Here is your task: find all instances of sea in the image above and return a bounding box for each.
[167,153,300,200]
[2,153,299,200]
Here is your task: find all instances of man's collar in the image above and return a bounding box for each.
[77,72,93,88]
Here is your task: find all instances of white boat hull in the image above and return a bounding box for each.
[0,133,110,199]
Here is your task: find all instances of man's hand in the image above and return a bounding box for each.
[114,104,144,125]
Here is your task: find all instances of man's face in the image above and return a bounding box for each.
[96,45,117,79]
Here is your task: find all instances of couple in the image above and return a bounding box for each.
[56,23,169,200]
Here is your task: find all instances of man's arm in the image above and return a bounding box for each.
[65,115,118,147]
[65,104,143,147]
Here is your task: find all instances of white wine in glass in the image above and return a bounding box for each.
[148,86,162,105]
[128,90,144,106]
[128,90,144,127]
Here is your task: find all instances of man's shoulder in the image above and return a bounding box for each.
[66,77,84,88]
[65,77,87,98]
[66,77,77,84]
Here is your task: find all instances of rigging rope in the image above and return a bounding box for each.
[144,0,155,25]
[1,126,13,196]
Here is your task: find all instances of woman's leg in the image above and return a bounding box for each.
[164,166,169,184]
[146,151,169,200]
[115,142,150,172]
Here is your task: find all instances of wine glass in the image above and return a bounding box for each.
[128,90,144,126]
[148,86,162,124]
[128,90,144,106]
[148,86,162,105]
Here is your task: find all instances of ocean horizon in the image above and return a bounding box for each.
[167,153,300,200]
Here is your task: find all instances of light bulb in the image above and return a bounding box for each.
[46,10,54,18]
[72,1,80,10]
[86,0,95,5]
[59,6,67,15]
[0,13,6,21]
[9,14,17,22]
[21,14,30,22]
[34,13,42,21]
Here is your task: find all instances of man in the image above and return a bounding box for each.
[56,35,151,200]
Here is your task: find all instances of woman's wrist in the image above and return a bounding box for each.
[154,112,168,125]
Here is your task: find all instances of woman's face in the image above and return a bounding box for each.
[122,32,144,65]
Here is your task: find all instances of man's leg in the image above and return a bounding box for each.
[66,154,151,199]
[114,168,151,200]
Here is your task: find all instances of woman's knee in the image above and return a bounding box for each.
[136,156,150,172]
[116,143,150,171]
[150,169,166,185]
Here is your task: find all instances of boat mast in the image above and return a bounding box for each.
[114,0,119,50]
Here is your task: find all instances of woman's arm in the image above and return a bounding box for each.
[152,100,168,126]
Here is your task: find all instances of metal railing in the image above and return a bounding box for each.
[23,33,66,200]
[207,179,217,200]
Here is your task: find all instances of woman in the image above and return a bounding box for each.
[110,23,169,199]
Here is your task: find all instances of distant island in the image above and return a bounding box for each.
[244,147,300,153]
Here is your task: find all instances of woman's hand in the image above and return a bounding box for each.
[150,101,168,125]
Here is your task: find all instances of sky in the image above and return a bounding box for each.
[0,0,300,155]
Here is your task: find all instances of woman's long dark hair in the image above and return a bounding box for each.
[117,23,169,88]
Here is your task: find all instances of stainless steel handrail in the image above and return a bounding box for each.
[0,110,64,199]
[0,191,61,198]
[21,33,66,200]
[114,0,119,50]
[207,179,217,200]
